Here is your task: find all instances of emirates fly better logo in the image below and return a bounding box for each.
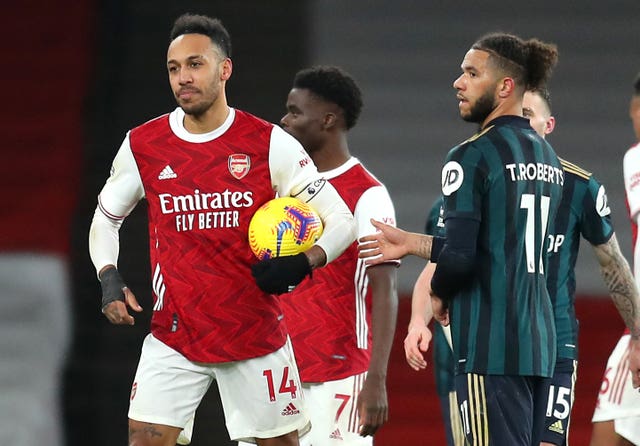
[228,154,251,179]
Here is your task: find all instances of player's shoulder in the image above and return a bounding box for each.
[347,158,385,187]
[448,121,505,161]
[325,158,383,188]
[626,140,640,153]
[131,112,171,134]
[455,125,494,149]
[624,141,640,164]
[446,136,484,164]
[560,157,592,182]
[233,108,274,128]
[230,109,280,142]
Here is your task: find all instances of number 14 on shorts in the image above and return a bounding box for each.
[263,367,298,401]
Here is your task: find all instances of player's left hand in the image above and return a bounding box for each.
[251,253,311,294]
[404,323,432,371]
[99,267,143,325]
[357,374,388,437]
[102,288,143,325]
[629,335,640,389]
[430,293,450,326]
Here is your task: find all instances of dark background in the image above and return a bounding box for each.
[4,0,639,444]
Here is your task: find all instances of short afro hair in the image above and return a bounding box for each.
[170,13,231,58]
[293,66,363,130]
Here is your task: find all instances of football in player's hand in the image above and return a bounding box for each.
[248,197,323,260]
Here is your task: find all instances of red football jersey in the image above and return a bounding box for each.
[280,158,396,382]
[124,108,313,362]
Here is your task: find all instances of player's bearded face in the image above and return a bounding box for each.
[176,64,222,117]
[167,34,226,117]
[462,85,496,124]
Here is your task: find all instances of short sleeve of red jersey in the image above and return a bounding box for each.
[354,186,396,237]
[355,185,400,267]
[624,143,640,220]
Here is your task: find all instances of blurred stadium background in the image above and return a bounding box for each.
[5,0,639,444]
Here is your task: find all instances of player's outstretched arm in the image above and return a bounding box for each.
[592,233,640,387]
[358,219,434,265]
[405,262,436,371]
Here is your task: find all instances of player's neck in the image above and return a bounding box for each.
[481,98,523,129]
[311,136,351,172]
[183,97,230,134]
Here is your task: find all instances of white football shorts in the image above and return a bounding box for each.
[300,372,372,446]
[591,333,640,444]
[128,334,310,444]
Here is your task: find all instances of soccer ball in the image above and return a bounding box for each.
[248,197,324,260]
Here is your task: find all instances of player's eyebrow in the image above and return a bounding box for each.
[167,54,205,66]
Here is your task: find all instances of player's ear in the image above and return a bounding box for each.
[323,112,337,130]
[220,58,232,81]
[545,116,556,135]
[497,77,515,98]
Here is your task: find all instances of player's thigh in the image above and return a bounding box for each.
[590,420,635,446]
[128,334,214,440]
[129,419,182,446]
[455,373,547,445]
[301,372,371,446]
[216,338,309,443]
[593,335,640,423]
[541,358,576,445]
[239,431,300,446]
[614,417,640,446]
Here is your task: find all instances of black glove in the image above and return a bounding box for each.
[99,267,127,311]
[251,253,312,294]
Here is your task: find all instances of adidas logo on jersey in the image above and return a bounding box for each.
[548,420,564,435]
[281,403,300,416]
[329,428,343,440]
[158,165,177,180]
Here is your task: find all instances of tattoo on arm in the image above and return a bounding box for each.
[594,234,640,339]
[129,425,163,441]
[415,235,433,259]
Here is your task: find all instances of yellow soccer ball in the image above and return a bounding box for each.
[248,197,324,260]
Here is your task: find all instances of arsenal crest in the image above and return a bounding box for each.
[228,154,251,179]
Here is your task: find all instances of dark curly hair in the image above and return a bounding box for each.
[170,13,231,58]
[634,72,640,97]
[292,66,363,130]
[472,33,558,91]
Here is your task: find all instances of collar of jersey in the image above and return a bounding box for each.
[483,114,531,130]
[169,106,236,143]
[319,156,359,180]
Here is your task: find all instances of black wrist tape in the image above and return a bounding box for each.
[99,267,126,310]
[430,236,445,262]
